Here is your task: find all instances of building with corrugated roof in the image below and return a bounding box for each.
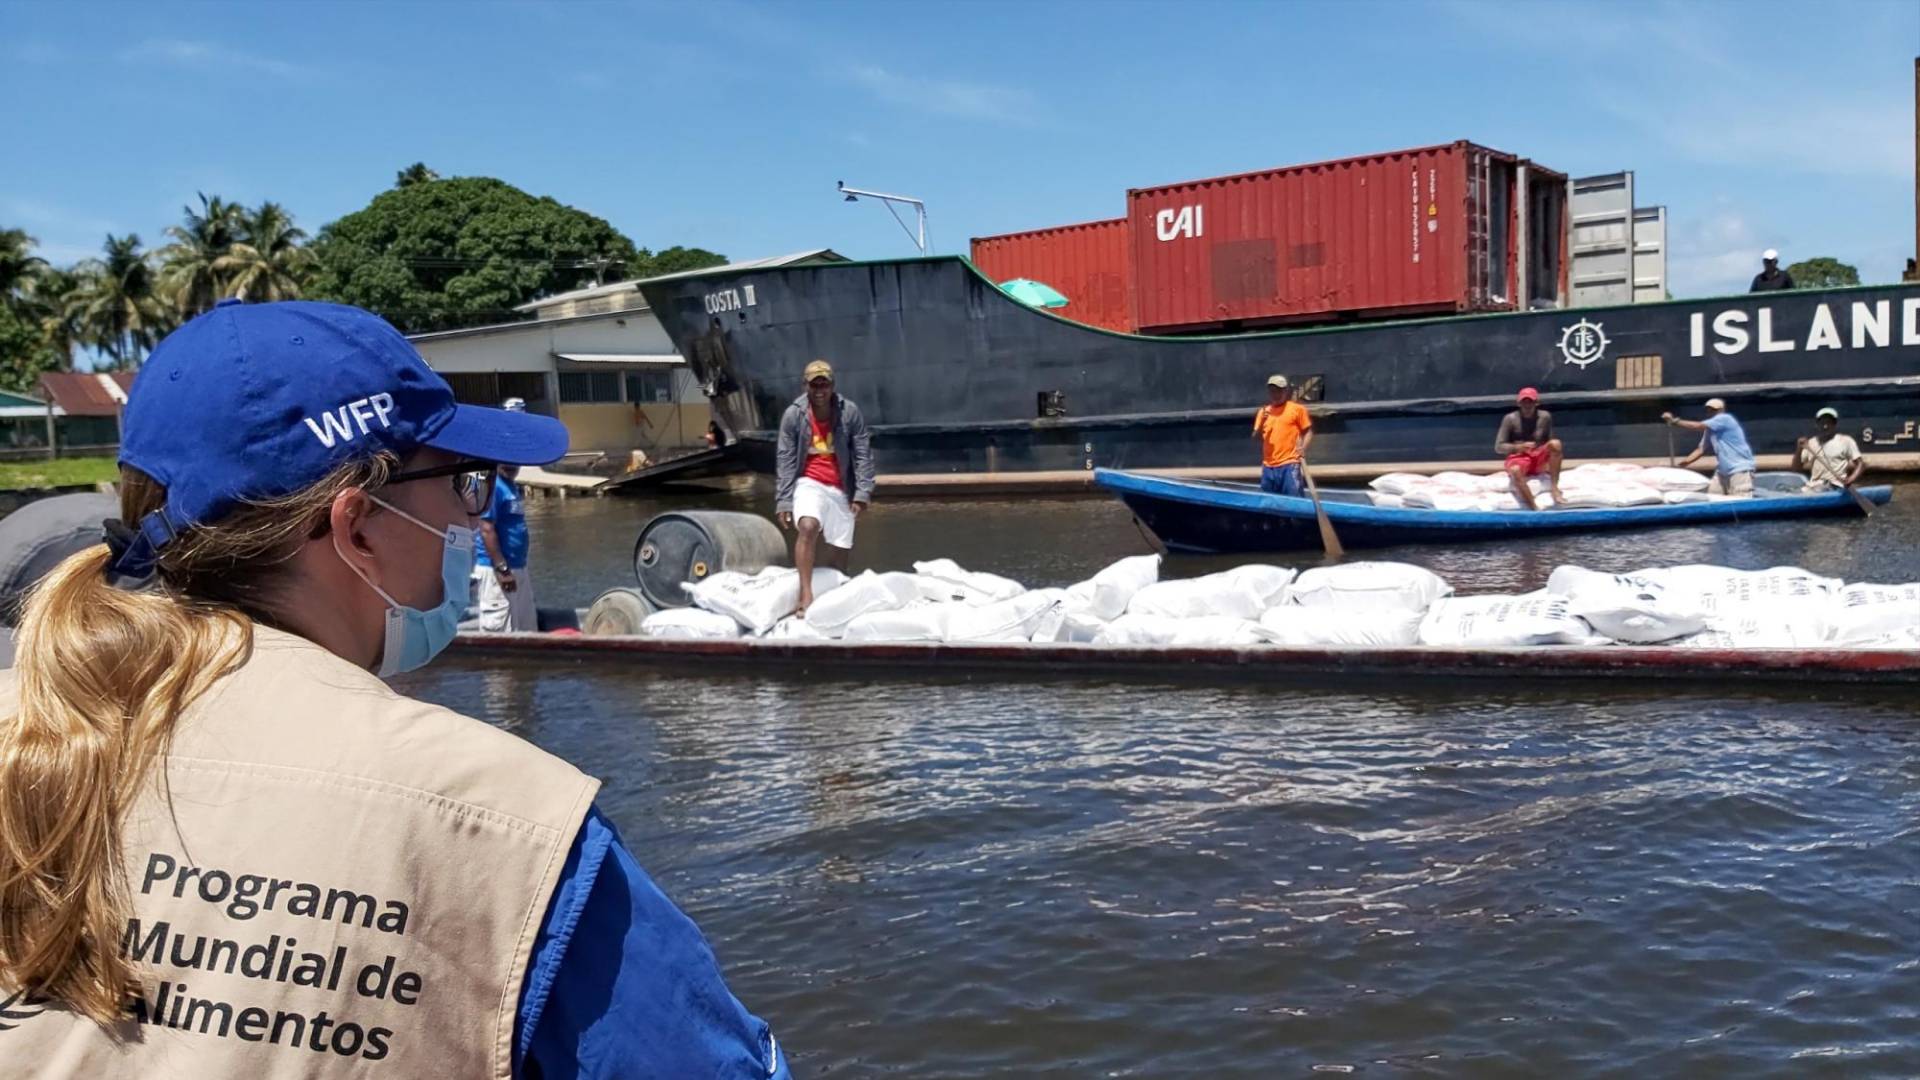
[411,250,846,464]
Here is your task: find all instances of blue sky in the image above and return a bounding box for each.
[4,0,1915,298]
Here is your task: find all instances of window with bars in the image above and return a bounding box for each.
[558,372,622,403]
[624,371,675,404]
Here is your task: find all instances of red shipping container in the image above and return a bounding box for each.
[1127,142,1566,334]
[970,218,1135,333]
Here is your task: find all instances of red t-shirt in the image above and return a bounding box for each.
[803,407,840,487]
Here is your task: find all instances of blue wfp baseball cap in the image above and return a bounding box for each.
[110,299,568,579]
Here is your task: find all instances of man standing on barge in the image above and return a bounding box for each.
[777,359,875,614]
[1496,387,1566,510]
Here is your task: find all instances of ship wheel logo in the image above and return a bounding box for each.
[1559,318,1609,369]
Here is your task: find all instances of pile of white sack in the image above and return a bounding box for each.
[1369,462,1720,511]
[638,556,1920,650]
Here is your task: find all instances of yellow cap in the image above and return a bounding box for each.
[804,359,834,382]
[1266,374,1290,389]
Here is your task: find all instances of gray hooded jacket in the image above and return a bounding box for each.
[775,393,875,512]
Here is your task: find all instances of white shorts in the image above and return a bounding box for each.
[793,477,856,548]
[471,565,538,632]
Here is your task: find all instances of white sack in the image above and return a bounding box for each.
[1671,618,1818,649]
[1632,565,1842,635]
[1849,625,1920,649]
[1545,565,1706,644]
[1368,492,1406,508]
[1076,554,1161,620]
[843,605,953,642]
[1164,616,1274,646]
[1661,490,1709,505]
[1403,490,1491,512]
[911,559,1026,602]
[1428,471,1486,491]
[684,567,848,635]
[1555,484,1664,508]
[1418,592,1596,647]
[1126,564,1295,620]
[1368,473,1429,496]
[804,571,910,637]
[946,591,1061,643]
[642,607,744,639]
[1829,583,1920,645]
[1637,467,1711,492]
[1093,613,1184,646]
[1258,606,1423,647]
[1288,562,1452,614]
[764,616,828,641]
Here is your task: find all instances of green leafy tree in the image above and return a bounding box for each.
[158,193,243,316]
[306,176,646,332]
[70,234,170,369]
[1784,256,1860,290]
[221,201,313,302]
[644,245,728,277]
[395,163,440,188]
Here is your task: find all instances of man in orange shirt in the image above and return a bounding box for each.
[1252,374,1313,496]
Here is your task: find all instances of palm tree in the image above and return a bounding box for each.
[70,234,169,370]
[157,193,241,316]
[220,202,312,301]
[0,229,48,308]
[29,266,83,369]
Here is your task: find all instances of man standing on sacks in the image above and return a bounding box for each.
[776,358,875,614]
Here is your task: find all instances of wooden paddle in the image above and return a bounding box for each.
[1805,440,1875,516]
[1300,461,1344,558]
[1666,426,1676,468]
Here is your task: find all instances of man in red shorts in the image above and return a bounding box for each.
[1495,386,1565,510]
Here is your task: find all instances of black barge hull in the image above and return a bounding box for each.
[640,258,1920,475]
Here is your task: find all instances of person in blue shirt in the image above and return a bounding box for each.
[519,809,789,1079]
[1665,397,1757,496]
[474,397,537,631]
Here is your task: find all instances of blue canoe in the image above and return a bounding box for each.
[1094,469,1893,554]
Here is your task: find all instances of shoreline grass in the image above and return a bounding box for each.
[0,456,119,492]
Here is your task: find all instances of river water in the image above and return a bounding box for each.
[399,480,1920,1076]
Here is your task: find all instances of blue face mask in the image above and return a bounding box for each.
[337,495,477,677]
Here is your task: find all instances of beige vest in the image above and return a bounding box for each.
[1,624,598,1079]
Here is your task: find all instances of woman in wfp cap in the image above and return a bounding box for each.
[0,300,787,1079]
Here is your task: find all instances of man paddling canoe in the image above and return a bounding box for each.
[1665,398,1757,496]
[1798,407,1866,492]
[1495,387,1566,510]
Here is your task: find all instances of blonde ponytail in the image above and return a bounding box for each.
[0,457,390,1023]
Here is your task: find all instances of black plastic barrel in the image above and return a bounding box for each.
[632,510,788,610]
[0,492,116,625]
[582,588,654,636]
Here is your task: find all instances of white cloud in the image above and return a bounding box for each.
[1667,209,1768,297]
[844,64,1038,124]
[122,38,309,80]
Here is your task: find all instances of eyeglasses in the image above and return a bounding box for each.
[385,459,499,515]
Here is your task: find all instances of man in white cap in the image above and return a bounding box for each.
[1664,398,1756,496]
[1251,374,1313,496]
[1797,407,1865,491]
[1750,250,1794,292]
[472,396,538,631]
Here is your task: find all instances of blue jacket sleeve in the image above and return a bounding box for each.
[515,807,789,1079]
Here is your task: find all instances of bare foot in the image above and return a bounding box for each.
[794,594,813,617]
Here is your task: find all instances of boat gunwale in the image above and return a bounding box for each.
[447,632,1920,686]
[1095,468,1892,532]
